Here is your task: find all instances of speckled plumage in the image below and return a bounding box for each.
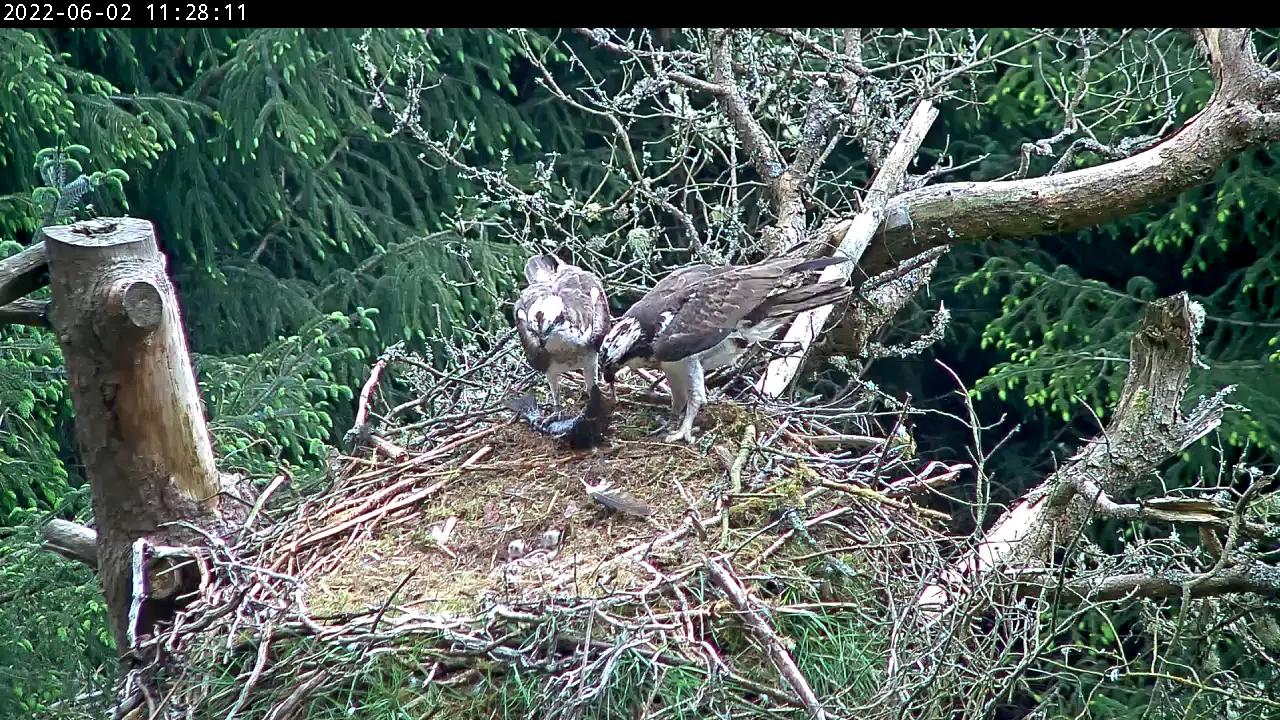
[514,254,612,411]
[600,255,853,443]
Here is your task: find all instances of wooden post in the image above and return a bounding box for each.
[43,217,223,654]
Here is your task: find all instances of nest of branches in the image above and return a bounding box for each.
[108,327,976,720]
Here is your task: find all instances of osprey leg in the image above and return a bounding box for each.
[546,367,564,412]
[650,361,691,435]
[663,357,704,444]
[581,353,599,394]
[648,362,688,437]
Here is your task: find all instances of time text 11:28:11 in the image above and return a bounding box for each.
[147,3,245,20]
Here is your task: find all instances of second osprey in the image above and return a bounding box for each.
[599,255,852,444]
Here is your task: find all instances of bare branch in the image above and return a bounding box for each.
[917,292,1236,618]
[1018,561,1280,603]
[858,27,1280,275]
[0,242,49,307]
[706,558,828,720]
[0,297,49,327]
[758,99,939,397]
[42,518,98,569]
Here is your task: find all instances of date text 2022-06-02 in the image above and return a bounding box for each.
[2,2,247,23]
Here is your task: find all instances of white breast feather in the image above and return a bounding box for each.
[656,309,676,335]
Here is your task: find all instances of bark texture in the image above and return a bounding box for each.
[916,292,1233,617]
[0,297,50,327]
[0,241,49,306]
[42,518,99,569]
[44,217,223,654]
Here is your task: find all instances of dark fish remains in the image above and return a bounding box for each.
[506,382,614,450]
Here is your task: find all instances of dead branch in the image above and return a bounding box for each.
[758,99,939,398]
[0,297,49,327]
[871,29,1280,264]
[917,292,1234,618]
[828,28,1280,355]
[706,557,829,720]
[42,518,98,569]
[1013,560,1280,603]
[0,241,49,306]
[44,217,225,653]
[353,350,394,430]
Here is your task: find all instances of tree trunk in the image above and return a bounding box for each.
[43,217,224,655]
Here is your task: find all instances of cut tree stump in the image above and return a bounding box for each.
[44,217,225,655]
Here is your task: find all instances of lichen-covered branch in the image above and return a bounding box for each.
[916,292,1236,617]
[854,28,1280,271]
[819,28,1280,357]
[1016,561,1280,604]
[757,99,938,397]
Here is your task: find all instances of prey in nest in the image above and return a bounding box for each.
[506,381,616,450]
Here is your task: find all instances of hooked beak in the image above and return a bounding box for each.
[534,316,552,346]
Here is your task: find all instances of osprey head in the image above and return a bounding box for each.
[599,316,645,384]
[528,295,567,345]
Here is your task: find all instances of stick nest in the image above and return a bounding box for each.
[111,332,965,720]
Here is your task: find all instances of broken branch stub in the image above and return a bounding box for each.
[915,292,1234,619]
[40,519,191,602]
[0,241,49,307]
[758,99,939,398]
[43,217,225,655]
[0,297,50,327]
[42,518,99,569]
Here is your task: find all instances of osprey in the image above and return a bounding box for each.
[514,253,612,411]
[599,255,852,443]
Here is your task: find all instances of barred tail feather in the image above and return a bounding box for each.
[759,282,852,319]
[788,255,850,274]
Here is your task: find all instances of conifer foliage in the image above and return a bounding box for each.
[0,28,593,516]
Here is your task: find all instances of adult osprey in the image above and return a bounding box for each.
[514,253,611,411]
[599,255,852,443]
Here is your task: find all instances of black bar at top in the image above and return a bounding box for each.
[0,2,282,27]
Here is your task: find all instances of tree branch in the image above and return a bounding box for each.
[0,241,49,307]
[823,28,1280,354]
[757,99,938,397]
[0,297,50,327]
[706,558,828,720]
[1069,478,1270,537]
[858,28,1280,275]
[916,292,1235,619]
[42,518,98,569]
[1017,561,1280,603]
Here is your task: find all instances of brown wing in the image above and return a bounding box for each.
[620,264,718,332]
[648,257,842,362]
[514,285,553,372]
